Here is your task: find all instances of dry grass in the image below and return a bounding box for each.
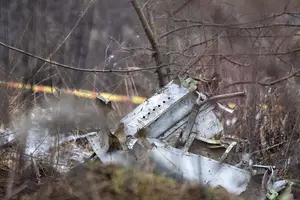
[0,158,61,199]
[19,161,244,200]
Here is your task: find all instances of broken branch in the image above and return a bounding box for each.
[200,92,246,107]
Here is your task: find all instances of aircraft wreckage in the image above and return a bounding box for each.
[85,77,297,200]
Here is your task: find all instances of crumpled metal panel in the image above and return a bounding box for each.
[144,93,197,138]
[120,78,195,138]
[119,77,223,140]
[92,138,251,195]
[193,105,224,139]
[160,104,223,142]
[147,139,251,195]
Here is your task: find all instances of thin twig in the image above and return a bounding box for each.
[221,56,252,67]
[160,11,289,27]
[171,0,195,16]
[159,22,300,39]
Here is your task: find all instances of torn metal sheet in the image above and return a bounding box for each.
[146,139,251,196]
[193,105,223,139]
[158,105,223,143]
[92,138,251,195]
[119,77,223,141]
[120,77,198,138]
[86,131,110,156]
[186,137,237,162]
[86,95,118,157]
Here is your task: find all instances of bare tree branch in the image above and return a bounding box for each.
[0,40,169,73]
[131,0,167,87]
[159,23,300,39]
[221,56,252,67]
[163,11,287,26]
[224,69,300,88]
[206,48,300,56]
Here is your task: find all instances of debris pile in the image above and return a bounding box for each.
[0,77,299,200]
[86,77,299,200]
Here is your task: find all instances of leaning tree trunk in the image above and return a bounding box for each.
[0,0,11,127]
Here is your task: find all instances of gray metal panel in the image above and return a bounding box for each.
[193,105,224,139]
[145,93,197,138]
[97,150,138,167]
[147,139,251,195]
[91,138,251,195]
[86,131,110,156]
[159,104,223,141]
[118,77,222,140]
[120,79,194,137]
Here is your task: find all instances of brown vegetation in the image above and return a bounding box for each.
[19,161,243,200]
